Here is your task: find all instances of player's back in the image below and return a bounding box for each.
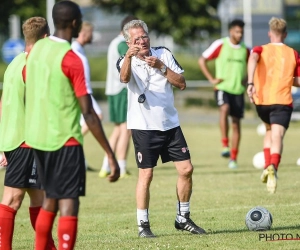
[0,53,26,151]
[254,43,297,105]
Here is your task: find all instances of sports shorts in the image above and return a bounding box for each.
[80,95,102,126]
[33,145,86,199]
[131,126,190,168]
[256,104,293,130]
[215,90,244,118]
[108,88,128,124]
[4,147,40,189]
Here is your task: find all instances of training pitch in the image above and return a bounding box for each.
[1,117,300,249]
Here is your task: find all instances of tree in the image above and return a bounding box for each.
[0,0,50,38]
[93,0,220,44]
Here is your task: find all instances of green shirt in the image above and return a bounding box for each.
[215,38,247,95]
[25,38,83,151]
[117,41,128,56]
[0,53,26,151]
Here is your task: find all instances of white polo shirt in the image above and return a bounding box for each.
[117,46,184,131]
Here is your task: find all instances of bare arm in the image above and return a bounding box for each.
[120,45,140,83]
[247,52,260,103]
[247,53,259,84]
[198,56,222,85]
[144,56,186,90]
[164,67,186,90]
[77,94,120,182]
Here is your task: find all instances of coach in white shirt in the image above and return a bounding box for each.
[118,20,206,238]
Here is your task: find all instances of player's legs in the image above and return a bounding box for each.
[26,189,57,250]
[228,93,244,169]
[228,116,241,168]
[219,104,230,154]
[0,187,26,250]
[215,90,230,157]
[136,168,153,210]
[132,129,160,237]
[34,147,85,250]
[136,167,155,237]
[263,123,272,168]
[115,122,131,176]
[101,89,129,177]
[174,160,193,202]
[1,187,27,210]
[161,127,206,234]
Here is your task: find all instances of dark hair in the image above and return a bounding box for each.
[228,19,245,29]
[52,0,81,29]
[121,15,138,31]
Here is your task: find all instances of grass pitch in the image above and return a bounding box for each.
[2,120,300,250]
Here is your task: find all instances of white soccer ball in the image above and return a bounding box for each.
[245,206,273,231]
[296,158,300,166]
[256,123,266,136]
[252,152,265,169]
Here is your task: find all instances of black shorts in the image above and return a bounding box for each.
[4,147,41,189]
[256,104,293,129]
[131,126,190,168]
[215,90,244,118]
[33,146,86,199]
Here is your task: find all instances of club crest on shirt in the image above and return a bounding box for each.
[181,147,189,153]
[137,152,143,163]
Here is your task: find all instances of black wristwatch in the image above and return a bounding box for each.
[247,83,254,86]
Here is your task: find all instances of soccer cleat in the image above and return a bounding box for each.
[98,169,110,178]
[260,168,268,183]
[175,212,206,234]
[266,164,277,194]
[228,160,238,169]
[221,147,230,158]
[120,171,131,179]
[138,221,156,238]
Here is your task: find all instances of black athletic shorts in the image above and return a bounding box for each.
[4,147,41,189]
[256,104,293,129]
[131,126,190,168]
[215,90,244,118]
[33,145,86,199]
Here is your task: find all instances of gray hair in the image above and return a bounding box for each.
[123,20,149,41]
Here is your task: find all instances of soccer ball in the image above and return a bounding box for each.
[256,123,266,136]
[245,206,273,231]
[252,152,265,169]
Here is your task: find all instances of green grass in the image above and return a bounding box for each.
[2,120,300,249]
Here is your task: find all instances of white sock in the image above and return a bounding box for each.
[118,159,126,175]
[101,156,110,172]
[176,201,190,223]
[137,209,149,231]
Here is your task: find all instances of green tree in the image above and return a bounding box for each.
[0,0,52,37]
[93,0,220,44]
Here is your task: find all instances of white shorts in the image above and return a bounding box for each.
[80,95,102,126]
